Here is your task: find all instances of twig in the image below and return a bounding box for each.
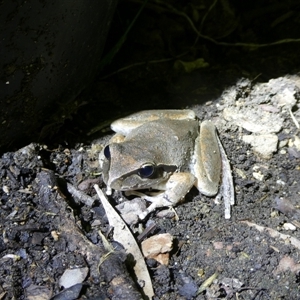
[66,183,95,206]
[199,0,218,33]
[99,57,176,80]
[197,271,219,294]
[102,0,300,79]
[241,220,300,250]
[289,108,300,129]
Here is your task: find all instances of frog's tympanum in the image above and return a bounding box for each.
[99,110,234,219]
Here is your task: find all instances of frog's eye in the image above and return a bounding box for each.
[103,145,111,159]
[138,163,155,178]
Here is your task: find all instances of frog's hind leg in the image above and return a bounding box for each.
[194,120,234,219]
[193,120,221,196]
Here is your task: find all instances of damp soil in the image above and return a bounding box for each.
[1,1,300,299]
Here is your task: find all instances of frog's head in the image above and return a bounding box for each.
[100,142,177,191]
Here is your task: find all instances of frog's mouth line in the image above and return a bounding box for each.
[124,189,164,199]
[108,163,178,191]
[110,173,171,191]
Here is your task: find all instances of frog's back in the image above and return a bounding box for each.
[125,119,198,170]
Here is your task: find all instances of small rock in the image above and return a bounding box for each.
[283,223,296,231]
[288,136,300,157]
[221,277,243,289]
[59,267,89,289]
[156,209,176,218]
[279,149,287,155]
[223,107,283,134]
[141,233,173,265]
[177,272,198,299]
[253,171,264,181]
[116,198,147,225]
[213,241,223,250]
[293,136,300,150]
[51,231,59,241]
[235,168,247,179]
[287,147,300,158]
[120,212,139,225]
[274,255,300,275]
[242,134,278,159]
[274,197,300,220]
[278,139,288,148]
[2,185,9,194]
[275,87,297,108]
[91,219,101,226]
[25,284,52,300]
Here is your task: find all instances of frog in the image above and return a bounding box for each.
[99,109,234,220]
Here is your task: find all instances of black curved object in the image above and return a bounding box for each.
[0,0,117,151]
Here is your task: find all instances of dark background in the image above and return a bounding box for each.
[1,0,300,152]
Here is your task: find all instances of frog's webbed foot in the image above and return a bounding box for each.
[136,173,196,220]
[123,191,170,220]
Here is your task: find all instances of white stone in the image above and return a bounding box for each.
[242,134,278,159]
[283,223,296,231]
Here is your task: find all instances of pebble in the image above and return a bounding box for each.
[242,134,278,159]
[283,223,296,231]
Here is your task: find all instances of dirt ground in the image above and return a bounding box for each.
[1,1,300,299]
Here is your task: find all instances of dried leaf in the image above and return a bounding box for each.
[197,272,219,294]
[94,184,154,299]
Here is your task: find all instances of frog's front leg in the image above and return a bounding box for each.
[137,172,196,220]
